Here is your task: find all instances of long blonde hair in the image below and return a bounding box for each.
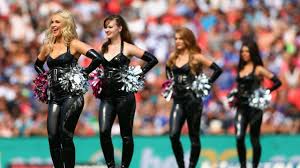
[167,27,202,75]
[45,10,78,51]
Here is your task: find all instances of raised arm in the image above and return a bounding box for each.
[34,45,49,74]
[256,66,282,92]
[194,53,223,83]
[71,39,104,74]
[126,43,158,74]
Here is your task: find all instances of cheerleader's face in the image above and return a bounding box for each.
[50,14,63,38]
[241,46,251,62]
[104,19,122,39]
[175,33,186,50]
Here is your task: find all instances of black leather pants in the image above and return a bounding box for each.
[235,104,262,168]
[169,92,202,168]
[47,95,84,168]
[98,93,136,168]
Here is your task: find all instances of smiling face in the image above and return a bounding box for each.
[104,19,122,39]
[241,46,251,62]
[50,14,64,38]
[175,33,186,50]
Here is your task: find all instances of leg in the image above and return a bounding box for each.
[61,96,84,168]
[169,102,186,168]
[48,103,63,168]
[99,99,117,168]
[117,94,136,168]
[249,109,263,168]
[186,99,202,168]
[235,106,248,168]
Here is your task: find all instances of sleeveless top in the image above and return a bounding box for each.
[46,47,78,103]
[169,64,196,99]
[100,41,131,98]
[236,66,261,103]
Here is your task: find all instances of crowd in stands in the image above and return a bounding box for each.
[0,0,300,137]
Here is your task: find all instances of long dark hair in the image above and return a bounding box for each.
[101,15,133,54]
[166,27,202,75]
[238,39,263,71]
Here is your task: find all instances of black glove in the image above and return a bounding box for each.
[83,49,104,74]
[208,62,223,83]
[140,51,158,75]
[165,66,173,79]
[268,75,282,92]
[34,58,46,74]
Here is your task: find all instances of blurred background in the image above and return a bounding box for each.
[0,0,300,168]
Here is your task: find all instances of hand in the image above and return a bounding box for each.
[81,69,89,79]
[138,72,145,81]
[265,88,271,94]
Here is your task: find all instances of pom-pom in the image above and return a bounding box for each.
[32,72,48,103]
[119,66,145,92]
[161,79,174,101]
[59,65,89,95]
[248,88,272,110]
[191,73,211,98]
[89,66,104,98]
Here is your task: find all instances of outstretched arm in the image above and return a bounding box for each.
[71,39,104,74]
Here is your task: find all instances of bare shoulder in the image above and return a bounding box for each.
[255,65,273,78]
[255,65,265,73]
[70,39,82,48]
[193,53,205,60]
[123,42,136,51]
[193,53,213,67]
[123,42,144,57]
[70,39,92,57]
[169,52,175,57]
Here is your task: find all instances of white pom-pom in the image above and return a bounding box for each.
[191,73,211,98]
[248,88,272,110]
[119,66,144,92]
[59,65,89,95]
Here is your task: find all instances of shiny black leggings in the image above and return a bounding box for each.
[235,104,262,168]
[98,93,136,168]
[169,95,202,168]
[47,95,84,168]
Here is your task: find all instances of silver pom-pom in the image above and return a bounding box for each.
[191,73,211,98]
[248,88,272,110]
[119,65,144,92]
[59,65,89,95]
[161,79,174,101]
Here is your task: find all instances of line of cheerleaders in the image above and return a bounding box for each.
[33,10,281,168]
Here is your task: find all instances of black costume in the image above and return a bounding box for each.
[166,62,222,168]
[235,66,281,168]
[34,48,102,168]
[98,41,158,168]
